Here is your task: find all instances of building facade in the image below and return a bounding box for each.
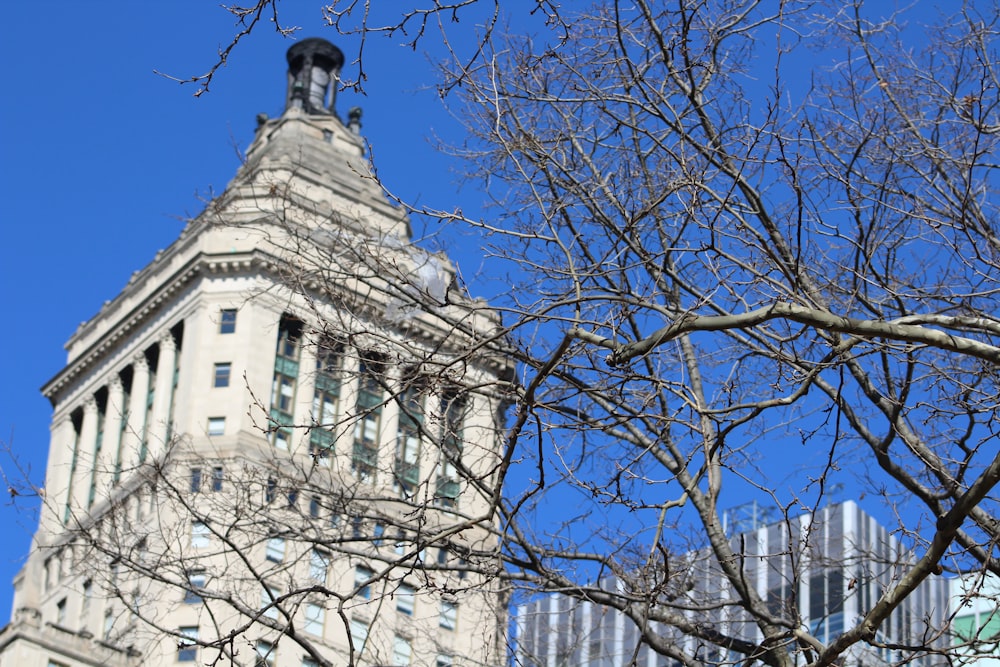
[0,38,512,667]
[950,573,1000,666]
[515,502,951,667]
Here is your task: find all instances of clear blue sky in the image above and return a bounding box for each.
[0,2,491,624]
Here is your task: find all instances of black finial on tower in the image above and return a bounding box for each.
[286,38,345,115]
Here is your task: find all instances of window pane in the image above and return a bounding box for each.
[266,537,285,562]
[191,522,209,548]
[392,635,411,666]
[207,417,225,436]
[184,571,205,604]
[305,603,325,635]
[213,363,231,388]
[261,585,279,620]
[310,550,329,582]
[212,466,224,491]
[178,626,198,662]
[440,601,457,630]
[349,618,368,650]
[355,566,373,599]
[397,583,414,615]
[219,309,237,334]
[255,639,275,667]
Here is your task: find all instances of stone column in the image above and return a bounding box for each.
[338,347,360,453]
[292,332,318,456]
[124,353,150,469]
[68,397,98,520]
[377,367,401,487]
[148,333,177,459]
[96,376,125,497]
[38,416,78,538]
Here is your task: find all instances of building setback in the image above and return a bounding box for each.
[515,501,951,667]
[0,38,512,667]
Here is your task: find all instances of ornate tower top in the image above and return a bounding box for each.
[285,37,345,115]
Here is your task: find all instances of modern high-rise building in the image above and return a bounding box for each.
[515,501,951,667]
[0,38,512,667]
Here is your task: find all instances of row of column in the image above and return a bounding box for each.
[271,331,476,497]
[49,332,178,531]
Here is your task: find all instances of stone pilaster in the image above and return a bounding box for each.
[68,397,97,520]
[124,353,150,469]
[96,375,124,496]
[148,333,177,459]
[291,332,318,455]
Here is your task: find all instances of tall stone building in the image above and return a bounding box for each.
[0,38,512,667]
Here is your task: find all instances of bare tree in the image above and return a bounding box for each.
[414,2,1000,666]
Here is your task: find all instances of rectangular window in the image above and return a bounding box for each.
[272,374,296,413]
[261,584,280,620]
[355,566,373,599]
[178,626,198,662]
[349,618,368,651]
[436,391,465,507]
[373,523,385,547]
[219,309,237,334]
[269,316,301,451]
[310,549,329,582]
[439,600,457,630]
[396,583,415,616]
[310,342,341,461]
[55,598,66,626]
[276,319,301,361]
[392,635,412,666]
[395,385,423,495]
[191,521,209,548]
[352,356,384,480]
[103,608,114,640]
[213,362,231,388]
[212,466,224,492]
[265,477,277,503]
[352,416,379,480]
[190,468,202,493]
[436,655,453,667]
[184,570,206,604]
[207,417,226,436]
[435,461,460,508]
[255,639,275,667]
[442,392,466,455]
[266,537,285,562]
[304,602,325,635]
[309,496,320,518]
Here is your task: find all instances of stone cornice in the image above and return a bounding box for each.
[41,250,255,402]
[43,245,510,404]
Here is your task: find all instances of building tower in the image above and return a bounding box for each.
[0,38,513,667]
